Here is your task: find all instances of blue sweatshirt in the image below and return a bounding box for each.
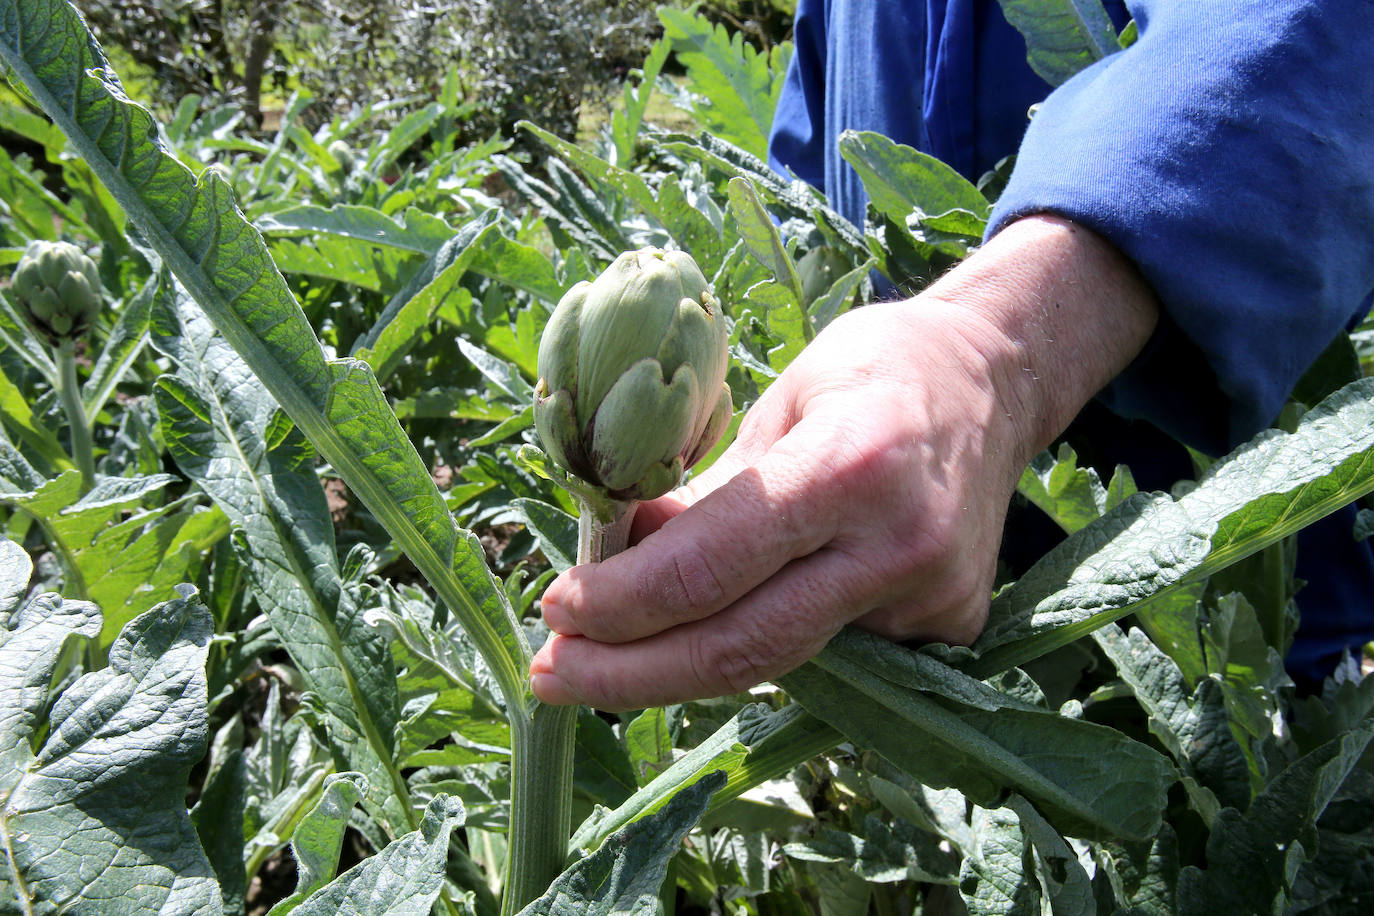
[767,0,1374,686]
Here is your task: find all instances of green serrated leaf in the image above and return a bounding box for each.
[959,804,1039,916]
[291,795,467,916]
[728,177,807,309]
[360,213,499,382]
[518,771,726,916]
[570,703,840,856]
[1094,624,1249,813]
[0,583,222,916]
[780,628,1176,843]
[839,130,991,225]
[658,8,788,160]
[0,2,531,719]
[1176,721,1374,915]
[82,270,154,418]
[257,203,453,255]
[511,497,578,573]
[1017,443,1108,534]
[573,708,639,810]
[995,0,1120,86]
[264,772,368,916]
[625,707,675,787]
[152,289,411,835]
[192,748,248,915]
[973,378,1374,676]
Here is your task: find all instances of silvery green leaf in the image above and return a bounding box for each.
[81,268,154,421]
[192,748,249,915]
[785,815,959,885]
[1093,624,1250,812]
[517,771,726,916]
[810,863,871,916]
[995,0,1120,86]
[265,772,368,916]
[571,709,638,810]
[1,583,221,915]
[973,377,1374,677]
[960,805,1039,916]
[728,177,806,317]
[0,0,530,719]
[1176,721,1374,915]
[510,498,578,573]
[624,706,675,786]
[0,536,31,623]
[257,204,453,256]
[1005,796,1093,916]
[781,628,1175,843]
[152,287,411,836]
[570,703,838,855]
[290,795,467,916]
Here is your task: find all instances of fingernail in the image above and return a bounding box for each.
[530,671,578,705]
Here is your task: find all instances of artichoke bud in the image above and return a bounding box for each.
[11,240,102,342]
[327,139,356,175]
[534,247,732,501]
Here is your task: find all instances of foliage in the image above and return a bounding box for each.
[81,0,658,140]
[452,0,659,146]
[0,1,1371,915]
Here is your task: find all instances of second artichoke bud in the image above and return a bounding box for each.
[534,248,732,502]
[11,240,103,341]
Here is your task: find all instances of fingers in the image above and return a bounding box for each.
[530,533,998,710]
[539,433,842,643]
[529,546,861,710]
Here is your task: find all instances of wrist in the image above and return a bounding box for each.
[918,214,1160,464]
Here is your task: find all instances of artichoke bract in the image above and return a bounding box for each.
[11,240,102,340]
[534,248,732,502]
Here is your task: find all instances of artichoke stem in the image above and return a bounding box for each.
[55,339,95,490]
[578,497,637,562]
[501,496,638,915]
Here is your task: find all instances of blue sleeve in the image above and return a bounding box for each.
[767,0,830,191]
[988,0,1374,453]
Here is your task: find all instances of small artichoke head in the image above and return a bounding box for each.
[327,139,356,176]
[11,240,103,341]
[534,248,732,501]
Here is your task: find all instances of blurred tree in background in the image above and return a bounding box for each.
[81,0,666,140]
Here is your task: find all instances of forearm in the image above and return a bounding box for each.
[990,2,1374,450]
[919,213,1161,467]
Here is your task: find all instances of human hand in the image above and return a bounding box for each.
[529,216,1159,710]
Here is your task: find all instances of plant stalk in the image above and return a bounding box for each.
[501,497,635,915]
[55,339,95,489]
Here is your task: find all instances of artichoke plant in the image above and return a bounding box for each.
[517,248,733,909]
[10,240,105,490]
[534,247,732,503]
[11,240,103,341]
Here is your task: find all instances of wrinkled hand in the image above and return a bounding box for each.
[530,216,1159,710]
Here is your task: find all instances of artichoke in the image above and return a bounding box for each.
[327,139,356,176]
[534,248,732,501]
[11,240,102,340]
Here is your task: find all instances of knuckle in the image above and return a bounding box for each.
[690,620,790,696]
[647,546,727,614]
[571,659,637,712]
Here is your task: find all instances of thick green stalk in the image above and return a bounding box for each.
[502,499,635,915]
[54,339,95,489]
